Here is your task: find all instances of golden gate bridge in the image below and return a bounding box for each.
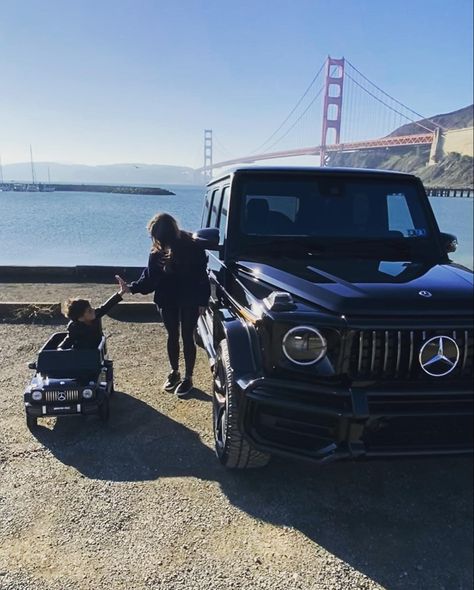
[197,56,447,178]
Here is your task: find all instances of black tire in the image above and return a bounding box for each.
[26,414,38,430]
[213,340,270,469]
[105,362,114,395]
[98,397,110,423]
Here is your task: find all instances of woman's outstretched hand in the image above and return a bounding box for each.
[116,274,130,295]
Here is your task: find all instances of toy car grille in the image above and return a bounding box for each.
[45,389,80,402]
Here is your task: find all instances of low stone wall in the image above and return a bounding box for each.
[0,300,157,322]
[0,265,143,283]
[0,302,62,322]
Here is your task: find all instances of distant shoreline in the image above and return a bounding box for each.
[0,182,175,195]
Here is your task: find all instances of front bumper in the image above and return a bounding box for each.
[25,396,105,418]
[237,377,474,463]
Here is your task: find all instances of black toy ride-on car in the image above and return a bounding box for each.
[24,332,114,429]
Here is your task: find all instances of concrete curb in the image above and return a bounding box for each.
[0,302,62,320]
[0,301,158,322]
[0,265,143,283]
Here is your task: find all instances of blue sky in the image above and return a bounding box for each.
[1,0,472,168]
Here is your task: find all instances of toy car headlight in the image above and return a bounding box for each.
[282,326,327,365]
[31,390,43,401]
[82,388,94,399]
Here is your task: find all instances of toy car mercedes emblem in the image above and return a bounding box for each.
[419,290,432,298]
[419,336,460,377]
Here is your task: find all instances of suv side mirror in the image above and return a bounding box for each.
[440,232,458,254]
[28,361,37,370]
[193,228,221,251]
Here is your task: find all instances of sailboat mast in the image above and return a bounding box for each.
[30,145,36,184]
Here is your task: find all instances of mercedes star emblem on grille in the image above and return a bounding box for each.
[57,392,67,401]
[419,336,460,377]
[419,290,432,298]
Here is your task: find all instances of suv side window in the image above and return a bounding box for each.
[217,186,230,244]
[209,187,222,228]
[201,190,211,227]
[203,188,219,228]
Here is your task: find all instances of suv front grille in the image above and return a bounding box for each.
[347,328,473,381]
[45,389,80,402]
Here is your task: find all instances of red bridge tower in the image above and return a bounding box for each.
[320,57,345,166]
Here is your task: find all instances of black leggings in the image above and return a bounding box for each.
[160,306,200,377]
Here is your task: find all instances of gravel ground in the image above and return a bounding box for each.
[0,283,472,590]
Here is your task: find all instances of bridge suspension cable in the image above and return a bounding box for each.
[261,86,325,153]
[345,72,436,134]
[344,60,447,134]
[346,59,446,131]
[251,59,326,154]
[213,134,236,160]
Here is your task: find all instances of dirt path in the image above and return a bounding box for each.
[0,289,472,590]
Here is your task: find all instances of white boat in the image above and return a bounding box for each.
[40,166,55,192]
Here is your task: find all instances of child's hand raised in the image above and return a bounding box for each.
[115,275,130,295]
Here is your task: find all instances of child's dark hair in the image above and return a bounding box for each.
[63,298,91,321]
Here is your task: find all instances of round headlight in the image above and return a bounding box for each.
[282,326,327,365]
[31,390,43,401]
[82,388,94,399]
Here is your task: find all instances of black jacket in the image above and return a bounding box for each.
[59,292,122,349]
[130,233,211,308]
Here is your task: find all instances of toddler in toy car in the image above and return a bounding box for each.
[58,277,126,349]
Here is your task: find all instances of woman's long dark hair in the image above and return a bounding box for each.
[147,213,193,271]
[147,213,181,252]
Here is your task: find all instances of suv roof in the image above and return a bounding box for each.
[207,166,417,187]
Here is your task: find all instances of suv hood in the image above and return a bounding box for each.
[237,258,474,317]
[31,375,80,388]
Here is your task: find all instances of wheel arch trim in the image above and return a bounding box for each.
[216,311,260,381]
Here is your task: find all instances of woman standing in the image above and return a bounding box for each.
[117,213,210,397]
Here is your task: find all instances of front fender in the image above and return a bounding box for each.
[216,309,261,383]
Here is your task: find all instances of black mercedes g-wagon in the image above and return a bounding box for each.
[195,166,473,469]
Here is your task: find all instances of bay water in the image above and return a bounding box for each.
[0,185,472,270]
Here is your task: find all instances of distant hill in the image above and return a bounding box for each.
[388,104,473,136]
[329,104,474,188]
[1,162,202,186]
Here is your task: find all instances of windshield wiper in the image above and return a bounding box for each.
[331,238,413,256]
[248,237,325,252]
[247,239,325,258]
[246,236,418,259]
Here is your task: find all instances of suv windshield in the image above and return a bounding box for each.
[238,174,437,260]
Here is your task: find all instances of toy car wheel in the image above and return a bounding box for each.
[98,397,110,423]
[105,362,114,395]
[213,340,270,469]
[26,414,38,430]
[194,327,203,348]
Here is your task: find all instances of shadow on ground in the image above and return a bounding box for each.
[33,391,473,590]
